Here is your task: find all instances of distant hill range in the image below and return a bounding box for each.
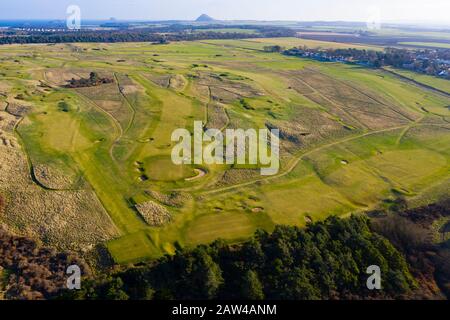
[196,14,215,22]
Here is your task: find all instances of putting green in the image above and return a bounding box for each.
[144,156,196,181]
[1,39,449,264]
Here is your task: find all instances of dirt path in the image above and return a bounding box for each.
[41,73,125,163]
[200,121,450,196]
[199,124,411,195]
[75,91,123,163]
[395,114,426,145]
[114,72,136,135]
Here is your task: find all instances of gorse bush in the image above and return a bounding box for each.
[0,227,90,300]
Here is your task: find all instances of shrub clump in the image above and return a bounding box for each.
[135,201,171,226]
[66,72,113,88]
[0,226,91,300]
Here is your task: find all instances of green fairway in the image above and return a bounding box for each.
[383,67,450,96]
[0,38,449,264]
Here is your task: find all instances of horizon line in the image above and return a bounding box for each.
[0,18,449,26]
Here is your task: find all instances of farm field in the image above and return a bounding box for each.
[0,39,449,264]
[243,37,384,50]
[399,42,450,49]
[373,28,450,41]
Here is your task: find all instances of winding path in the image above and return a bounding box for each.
[198,122,450,195]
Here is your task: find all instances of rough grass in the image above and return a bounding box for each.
[0,129,118,253]
[135,200,172,226]
[0,40,448,264]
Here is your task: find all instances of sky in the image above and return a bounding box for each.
[0,0,449,24]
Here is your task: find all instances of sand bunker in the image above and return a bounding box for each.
[185,168,206,181]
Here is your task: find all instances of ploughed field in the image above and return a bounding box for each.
[0,38,449,264]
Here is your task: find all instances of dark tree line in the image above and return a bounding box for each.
[0,26,296,45]
[263,45,285,53]
[65,215,418,300]
[2,199,448,300]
